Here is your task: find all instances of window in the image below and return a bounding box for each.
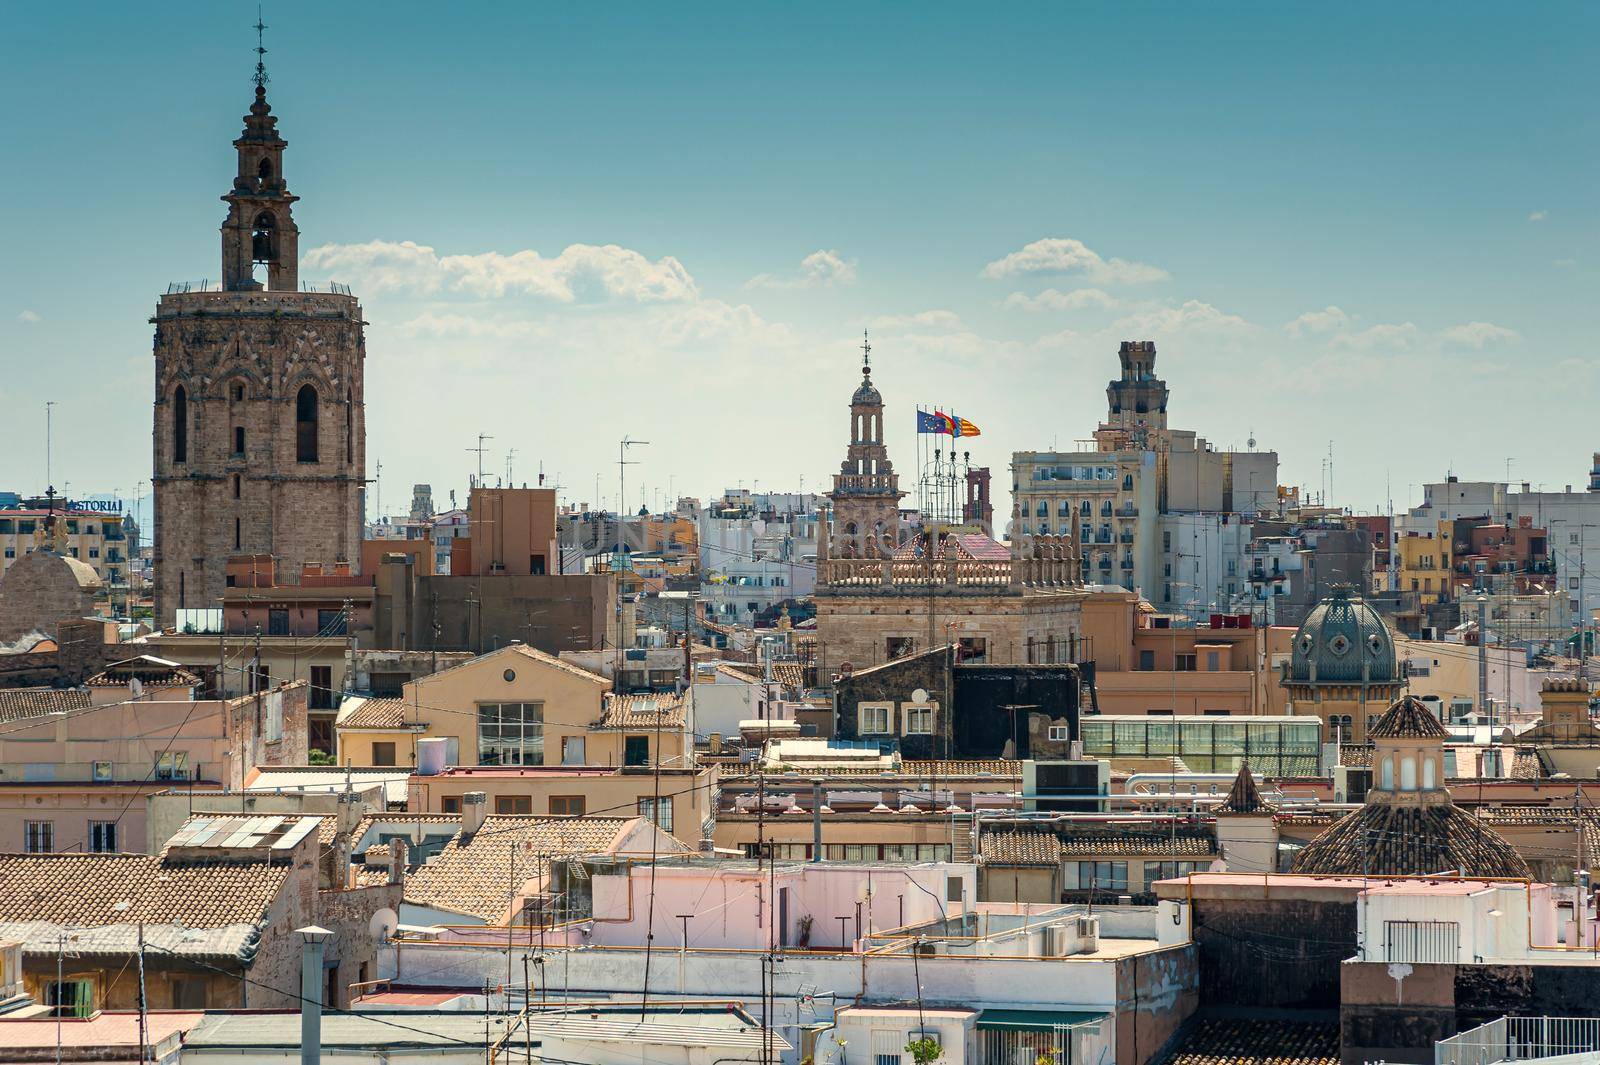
[1138,649,1155,671]
[233,426,245,455]
[874,1030,906,1065]
[46,980,92,1018]
[1422,757,1436,789]
[231,382,246,402]
[1072,860,1128,891]
[295,385,319,463]
[172,386,188,463]
[638,796,673,833]
[89,821,117,853]
[885,636,915,659]
[371,742,396,767]
[1176,654,1197,672]
[1048,725,1070,742]
[91,760,112,782]
[478,702,544,765]
[904,706,934,735]
[1401,756,1417,790]
[309,666,333,710]
[560,736,586,765]
[495,794,532,815]
[25,821,53,853]
[859,704,891,734]
[1381,756,1394,790]
[957,636,987,661]
[155,752,189,780]
[1206,652,1220,672]
[317,608,348,636]
[549,795,586,816]
[233,474,242,500]
[624,735,650,766]
[1143,860,1203,891]
[440,795,462,814]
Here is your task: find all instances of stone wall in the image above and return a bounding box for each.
[1190,896,1356,1010]
[0,550,100,642]
[816,589,1083,677]
[152,290,365,628]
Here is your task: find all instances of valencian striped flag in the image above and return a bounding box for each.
[916,409,981,438]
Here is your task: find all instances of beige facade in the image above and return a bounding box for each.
[406,765,716,839]
[337,644,690,770]
[153,85,364,627]
[0,508,128,587]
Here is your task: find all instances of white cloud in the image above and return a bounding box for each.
[1330,322,1421,351]
[1003,288,1120,312]
[745,249,858,290]
[16,310,39,324]
[1440,321,1520,348]
[1284,305,1352,337]
[1110,299,1253,339]
[399,312,546,339]
[303,239,698,303]
[655,299,794,348]
[868,310,964,331]
[980,238,1168,285]
[1529,210,1548,222]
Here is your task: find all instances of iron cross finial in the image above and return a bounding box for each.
[253,7,270,90]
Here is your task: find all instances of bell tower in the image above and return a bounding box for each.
[221,17,298,292]
[825,333,905,561]
[151,21,366,631]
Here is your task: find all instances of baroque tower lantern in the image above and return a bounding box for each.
[824,334,905,562]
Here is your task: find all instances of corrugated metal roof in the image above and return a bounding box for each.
[526,1012,790,1051]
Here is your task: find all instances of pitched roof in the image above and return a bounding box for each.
[715,664,762,684]
[404,816,653,922]
[597,692,686,731]
[0,686,90,723]
[771,662,807,694]
[337,697,411,731]
[979,830,1061,866]
[1058,832,1215,858]
[84,656,201,689]
[422,643,609,688]
[1511,747,1547,780]
[1288,803,1531,879]
[0,853,289,960]
[1369,695,1450,740]
[1215,762,1275,815]
[894,532,1010,562]
[1160,1017,1339,1065]
[1339,744,1374,768]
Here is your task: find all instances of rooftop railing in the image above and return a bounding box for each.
[1436,1017,1600,1065]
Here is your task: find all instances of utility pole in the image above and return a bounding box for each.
[373,459,382,524]
[1477,595,1490,724]
[505,448,517,489]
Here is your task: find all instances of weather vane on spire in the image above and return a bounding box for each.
[252,7,270,90]
[860,328,872,372]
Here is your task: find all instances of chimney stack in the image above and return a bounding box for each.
[462,792,488,836]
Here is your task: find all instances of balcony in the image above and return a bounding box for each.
[1119,533,1135,544]
[1116,507,1139,518]
[1120,560,1134,570]
[1094,534,1113,544]
[1436,1016,1600,1065]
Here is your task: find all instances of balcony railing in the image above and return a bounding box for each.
[1436,1016,1600,1065]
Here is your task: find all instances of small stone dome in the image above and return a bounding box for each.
[1286,585,1396,686]
[852,370,882,406]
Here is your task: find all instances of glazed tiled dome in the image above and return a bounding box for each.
[1286,585,1396,685]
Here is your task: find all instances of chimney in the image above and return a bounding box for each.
[462,791,488,836]
[387,838,408,885]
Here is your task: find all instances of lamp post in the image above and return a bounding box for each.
[296,926,333,1065]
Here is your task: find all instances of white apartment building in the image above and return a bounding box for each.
[1011,449,1159,593]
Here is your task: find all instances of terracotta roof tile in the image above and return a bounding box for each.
[1216,763,1275,815]
[597,692,686,730]
[405,816,659,922]
[771,662,807,694]
[1339,744,1374,768]
[1161,1017,1339,1065]
[1057,832,1215,858]
[1289,803,1531,879]
[979,830,1061,866]
[1369,695,1450,739]
[338,697,411,731]
[1511,747,1547,780]
[0,687,90,723]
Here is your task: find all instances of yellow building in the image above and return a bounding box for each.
[335,644,690,769]
[1394,523,1452,607]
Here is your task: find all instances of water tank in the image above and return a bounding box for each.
[416,737,450,776]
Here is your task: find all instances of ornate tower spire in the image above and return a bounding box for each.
[826,333,904,562]
[221,10,299,292]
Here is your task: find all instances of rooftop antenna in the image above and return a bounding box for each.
[252,7,270,90]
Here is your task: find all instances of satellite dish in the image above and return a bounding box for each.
[911,688,929,703]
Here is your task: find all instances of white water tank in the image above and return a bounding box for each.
[417,737,450,776]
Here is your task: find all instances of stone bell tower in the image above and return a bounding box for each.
[824,332,905,563]
[151,36,366,628]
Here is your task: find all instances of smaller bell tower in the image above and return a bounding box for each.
[221,15,299,292]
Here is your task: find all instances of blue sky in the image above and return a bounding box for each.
[2,3,1595,528]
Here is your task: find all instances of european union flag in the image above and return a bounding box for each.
[916,410,950,435]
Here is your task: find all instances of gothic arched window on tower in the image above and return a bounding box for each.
[344,389,353,464]
[296,385,319,463]
[172,386,188,464]
[257,157,273,185]
[251,211,277,264]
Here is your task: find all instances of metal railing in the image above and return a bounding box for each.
[1437,1017,1600,1065]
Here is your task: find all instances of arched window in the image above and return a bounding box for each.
[295,385,319,463]
[232,474,242,500]
[172,386,188,464]
[257,157,273,183]
[1401,756,1417,791]
[1381,756,1394,790]
[251,211,277,263]
[1422,757,1436,789]
[344,389,353,464]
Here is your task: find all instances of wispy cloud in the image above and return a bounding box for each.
[303,239,699,303]
[981,238,1168,285]
[1529,210,1548,222]
[868,310,963,331]
[16,310,39,324]
[1110,299,1253,339]
[1440,321,1520,349]
[1003,288,1120,312]
[1283,305,1351,337]
[745,249,858,290]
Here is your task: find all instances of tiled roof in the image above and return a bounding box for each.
[404,816,643,922]
[1216,763,1274,815]
[1058,832,1215,858]
[597,692,686,730]
[338,697,411,731]
[1511,747,1547,780]
[1476,806,1576,828]
[0,853,288,960]
[715,664,762,684]
[979,830,1061,866]
[1369,695,1450,739]
[0,687,90,723]
[85,656,201,689]
[1289,803,1531,879]
[893,532,1011,562]
[771,662,806,694]
[1339,744,1374,769]
[1160,1017,1339,1065]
